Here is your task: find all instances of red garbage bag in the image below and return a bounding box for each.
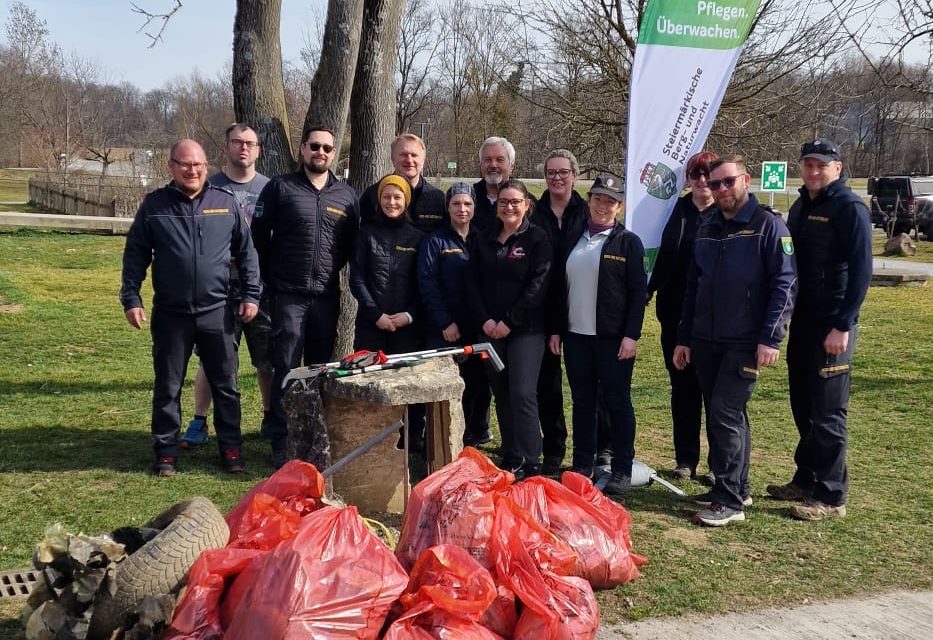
[383,605,506,640]
[396,447,513,570]
[225,460,324,547]
[506,475,644,588]
[490,495,598,640]
[163,547,265,640]
[561,471,648,580]
[224,505,408,640]
[480,583,518,639]
[399,544,497,618]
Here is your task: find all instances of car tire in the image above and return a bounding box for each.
[86,496,229,640]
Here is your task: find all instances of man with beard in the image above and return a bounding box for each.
[674,155,797,527]
[472,136,517,233]
[251,126,360,468]
[181,123,273,448]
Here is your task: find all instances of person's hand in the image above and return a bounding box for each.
[493,321,511,340]
[824,328,849,356]
[239,302,259,323]
[125,307,146,329]
[442,323,461,343]
[482,319,498,338]
[376,314,396,331]
[548,335,561,355]
[618,337,637,360]
[672,345,690,370]
[757,344,780,368]
[388,313,411,328]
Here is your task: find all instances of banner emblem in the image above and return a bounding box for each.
[640,161,678,200]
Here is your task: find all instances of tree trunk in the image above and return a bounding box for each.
[303,0,365,152]
[233,0,294,176]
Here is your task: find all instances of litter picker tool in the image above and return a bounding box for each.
[594,460,686,496]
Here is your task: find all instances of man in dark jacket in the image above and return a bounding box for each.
[120,139,261,477]
[358,133,446,234]
[472,136,516,234]
[251,126,360,468]
[674,155,797,527]
[766,138,872,521]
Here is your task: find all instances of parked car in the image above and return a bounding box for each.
[867,175,933,239]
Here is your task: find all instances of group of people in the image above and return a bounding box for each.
[120,126,871,529]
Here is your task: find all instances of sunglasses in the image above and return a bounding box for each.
[708,174,746,191]
[688,169,709,180]
[305,142,335,153]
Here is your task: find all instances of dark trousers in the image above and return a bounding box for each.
[564,333,636,476]
[488,333,545,466]
[267,292,340,450]
[151,306,241,457]
[537,350,568,465]
[787,323,854,506]
[660,321,706,468]
[691,341,757,510]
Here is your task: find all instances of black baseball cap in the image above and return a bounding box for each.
[800,138,841,162]
[589,174,624,202]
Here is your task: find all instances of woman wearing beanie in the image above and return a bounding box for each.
[417,182,493,446]
[548,174,647,496]
[350,174,425,352]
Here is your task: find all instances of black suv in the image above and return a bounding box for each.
[868,175,933,239]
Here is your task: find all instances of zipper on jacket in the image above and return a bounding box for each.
[312,191,322,287]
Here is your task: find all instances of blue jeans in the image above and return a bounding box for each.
[563,333,636,475]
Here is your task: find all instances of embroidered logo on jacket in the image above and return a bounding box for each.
[441,248,464,255]
[507,247,526,259]
[326,206,346,217]
[395,245,417,252]
[781,236,795,255]
[202,208,230,215]
[808,215,829,223]
[603,254,626,263]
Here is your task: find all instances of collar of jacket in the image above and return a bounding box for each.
[539,189,586,220]
[493,215,531,240]
[715,192,760,224]
[796,176,848,205]
[167,181,212,202]
[299,168,338,191]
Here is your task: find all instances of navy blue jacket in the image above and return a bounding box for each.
[417,224,476,336]
[678,194,798,349]
[251,170,359,298]
[359,177,447,234]
[120,182,260,313]
[467,217,552,335]
[787,178,872,331]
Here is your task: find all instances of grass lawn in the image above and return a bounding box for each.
[0,229,931,637]
[873,229,933,264]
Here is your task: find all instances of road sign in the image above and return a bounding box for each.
[761,161,787,192]
[447,161,457,170]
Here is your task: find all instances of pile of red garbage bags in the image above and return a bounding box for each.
[164,447,646,640]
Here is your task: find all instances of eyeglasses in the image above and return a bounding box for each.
[171,159,208,172]
[305,142,335,153]
[708,174,746,191]
[688,169,709,180]
[229,139,259,149]
[545,169,573,179]
[497,198,526,208]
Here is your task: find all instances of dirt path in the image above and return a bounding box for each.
[598,590,933,639]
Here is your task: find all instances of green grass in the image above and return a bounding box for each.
[873,230,933,263]
[0,229,931,637]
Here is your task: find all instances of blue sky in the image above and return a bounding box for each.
[3,0,321,91]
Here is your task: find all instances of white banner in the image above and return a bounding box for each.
[624,0,761,271]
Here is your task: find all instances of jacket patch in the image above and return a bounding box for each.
[820,363,850,375]
[603,254,626,263]
[441,248,464,255]
[202,208,230,215]
[253,201,264,219]
[421,213,443,220]
[395,245,417,252]
[507,246,526,259]
[808,215,829,223]
[781,236,795,255]
[727,229,756,238]
[326,206,347,217]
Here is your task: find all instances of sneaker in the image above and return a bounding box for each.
[271,447,288,470]
[766,481,812,501]
[790,499,846,521]
[463,430,493,446]
[154,456,176,477]
[693,491,753,507]
[694,503,745,527]
[180,418,209,448]
[221,448,245,473]
[672,464,695,481]
[603,473,632,496]
[521,463,542,480]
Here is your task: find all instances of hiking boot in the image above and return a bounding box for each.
[221,448,245,473]
[766,481,812,501]
[693,491,753,507]
[271,447,288,470]
[180,418,209,448]
[672,464,695,481]
[603,473,632,496]
[694,503,745,527]
[154,456,177,477]
[790,499,846,521]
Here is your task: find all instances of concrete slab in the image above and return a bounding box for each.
[0,211,132,235]
[598,590,933,639]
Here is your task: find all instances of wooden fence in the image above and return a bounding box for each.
[28,179,149,218]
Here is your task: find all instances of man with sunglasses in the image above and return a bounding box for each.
[120,138,261,477]
[766,139,871,521]
[251,126,360,469]
[674,154,797,526]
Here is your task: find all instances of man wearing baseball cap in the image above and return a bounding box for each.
[766,138,872,521]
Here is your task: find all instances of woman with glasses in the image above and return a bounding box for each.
[467,180,552,479]
[548,175,647,495]
[647,150,718,482]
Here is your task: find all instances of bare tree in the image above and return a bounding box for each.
[395,0,441,135]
